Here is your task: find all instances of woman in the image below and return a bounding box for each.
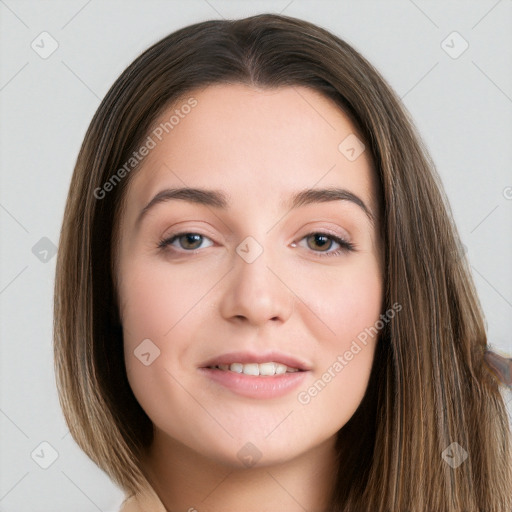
[53,13,512,512]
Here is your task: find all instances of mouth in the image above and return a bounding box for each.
[200,351,310,373]
[199,351,310,399]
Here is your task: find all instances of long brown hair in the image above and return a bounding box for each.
[54,13,512,511]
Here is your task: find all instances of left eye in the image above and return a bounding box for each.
[296,232,355,255]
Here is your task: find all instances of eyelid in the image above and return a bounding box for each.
[296,220,351,240]
[158,221,221,242]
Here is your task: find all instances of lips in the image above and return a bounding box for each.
[199,351,311,399]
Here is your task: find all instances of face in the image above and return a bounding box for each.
[115,84,383,468]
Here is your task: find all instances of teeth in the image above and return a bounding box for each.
[230,363,243,373]
[242,363,259,376]
[275,363,288,375]
[210,362,300,376]
[259,362,276,375]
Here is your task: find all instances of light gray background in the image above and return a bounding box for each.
[1,1,511,511]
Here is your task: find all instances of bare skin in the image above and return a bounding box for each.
[116,84,383,512]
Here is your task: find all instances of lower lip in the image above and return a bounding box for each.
[199,367,309,399]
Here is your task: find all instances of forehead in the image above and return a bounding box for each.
[124,83,376,217]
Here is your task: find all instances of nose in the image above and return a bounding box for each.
[218,246,294,327]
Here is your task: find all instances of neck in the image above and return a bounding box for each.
[143,429,338,512]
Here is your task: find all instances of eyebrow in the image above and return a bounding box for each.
[137,186,374,225]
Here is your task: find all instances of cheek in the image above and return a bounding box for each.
[118,257,222,411]
[297,253,383,344]
[118,257,217,343]
[292,255,382,426]
[118,258,208,428]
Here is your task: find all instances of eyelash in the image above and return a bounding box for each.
[157,231,356,257]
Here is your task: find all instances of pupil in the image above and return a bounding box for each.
[182,234,202,249]
[310,234,331,251]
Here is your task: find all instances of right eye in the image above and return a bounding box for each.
[158,232,214,252]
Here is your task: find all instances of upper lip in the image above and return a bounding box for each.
[200,351,312,371]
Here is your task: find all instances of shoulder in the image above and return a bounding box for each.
[119,495,140,512]
[118,486,167,512]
